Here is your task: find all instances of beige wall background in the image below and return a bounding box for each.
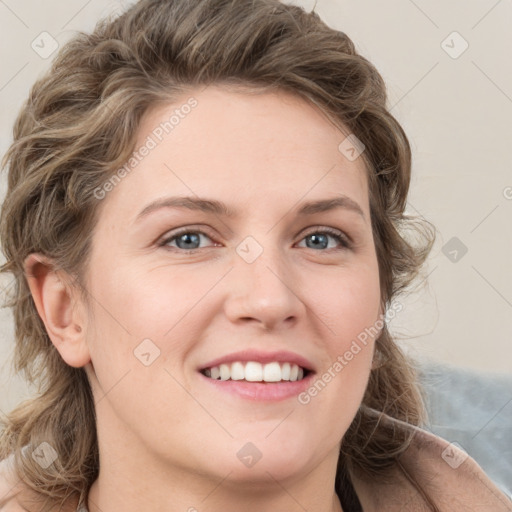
[0,0,511,414]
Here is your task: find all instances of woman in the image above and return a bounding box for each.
[0,1,510,511]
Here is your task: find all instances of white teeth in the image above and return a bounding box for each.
[219,363,230,381]
[231,361,245,380]
[245,361,263,381]
[263,362,282,382]
[281,362,291,380]
[202,361,307,382]
[290,364,299,381]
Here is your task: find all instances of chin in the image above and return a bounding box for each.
[216,455,307,487]
[210,435,312,481]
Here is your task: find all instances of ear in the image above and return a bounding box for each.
[23,253,91,368]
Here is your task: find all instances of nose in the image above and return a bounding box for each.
[222,243,306,332]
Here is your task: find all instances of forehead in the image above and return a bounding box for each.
[101,85,370,221]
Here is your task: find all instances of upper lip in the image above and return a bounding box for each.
[198,349,316,373]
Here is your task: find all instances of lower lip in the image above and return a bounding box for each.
[198,372,315,401]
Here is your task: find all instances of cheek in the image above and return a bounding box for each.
[88,258,193,335]
[310,263,382,348]
[83,265,198,427]
[303,268,380,430]
[85,263,213,378]
[302,262,381,413]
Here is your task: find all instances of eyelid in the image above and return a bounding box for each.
[299,226,352,249]
[157,224,352,251]
[157,225,217,248]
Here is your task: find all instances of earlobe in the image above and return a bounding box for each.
[23,253,91,368]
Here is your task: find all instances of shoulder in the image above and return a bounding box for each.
[0,455,26,511]
[403,427,511,510]
[351,420,512,511]
[0,454,80,512]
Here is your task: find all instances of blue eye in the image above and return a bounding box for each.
[158,227,351,253]
[160,230,214,251]
[298,229,351,250]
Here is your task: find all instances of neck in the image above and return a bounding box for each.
[86,456,344,512]
[85,381,347,512]
[87,476,344,512]
[86,414,344,512]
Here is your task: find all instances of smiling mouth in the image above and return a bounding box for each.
[200,361,311,383]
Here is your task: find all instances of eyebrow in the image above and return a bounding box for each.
[134,195,366,223]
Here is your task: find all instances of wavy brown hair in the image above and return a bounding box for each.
[0,0,436,510]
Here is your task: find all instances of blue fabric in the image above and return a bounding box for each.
[417,360,512,500]
[75,361,512,510]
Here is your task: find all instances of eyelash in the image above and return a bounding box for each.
[157,227,352,254]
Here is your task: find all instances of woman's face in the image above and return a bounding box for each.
[81,85,383,489]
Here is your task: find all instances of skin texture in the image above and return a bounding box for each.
[24,85,384,512]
